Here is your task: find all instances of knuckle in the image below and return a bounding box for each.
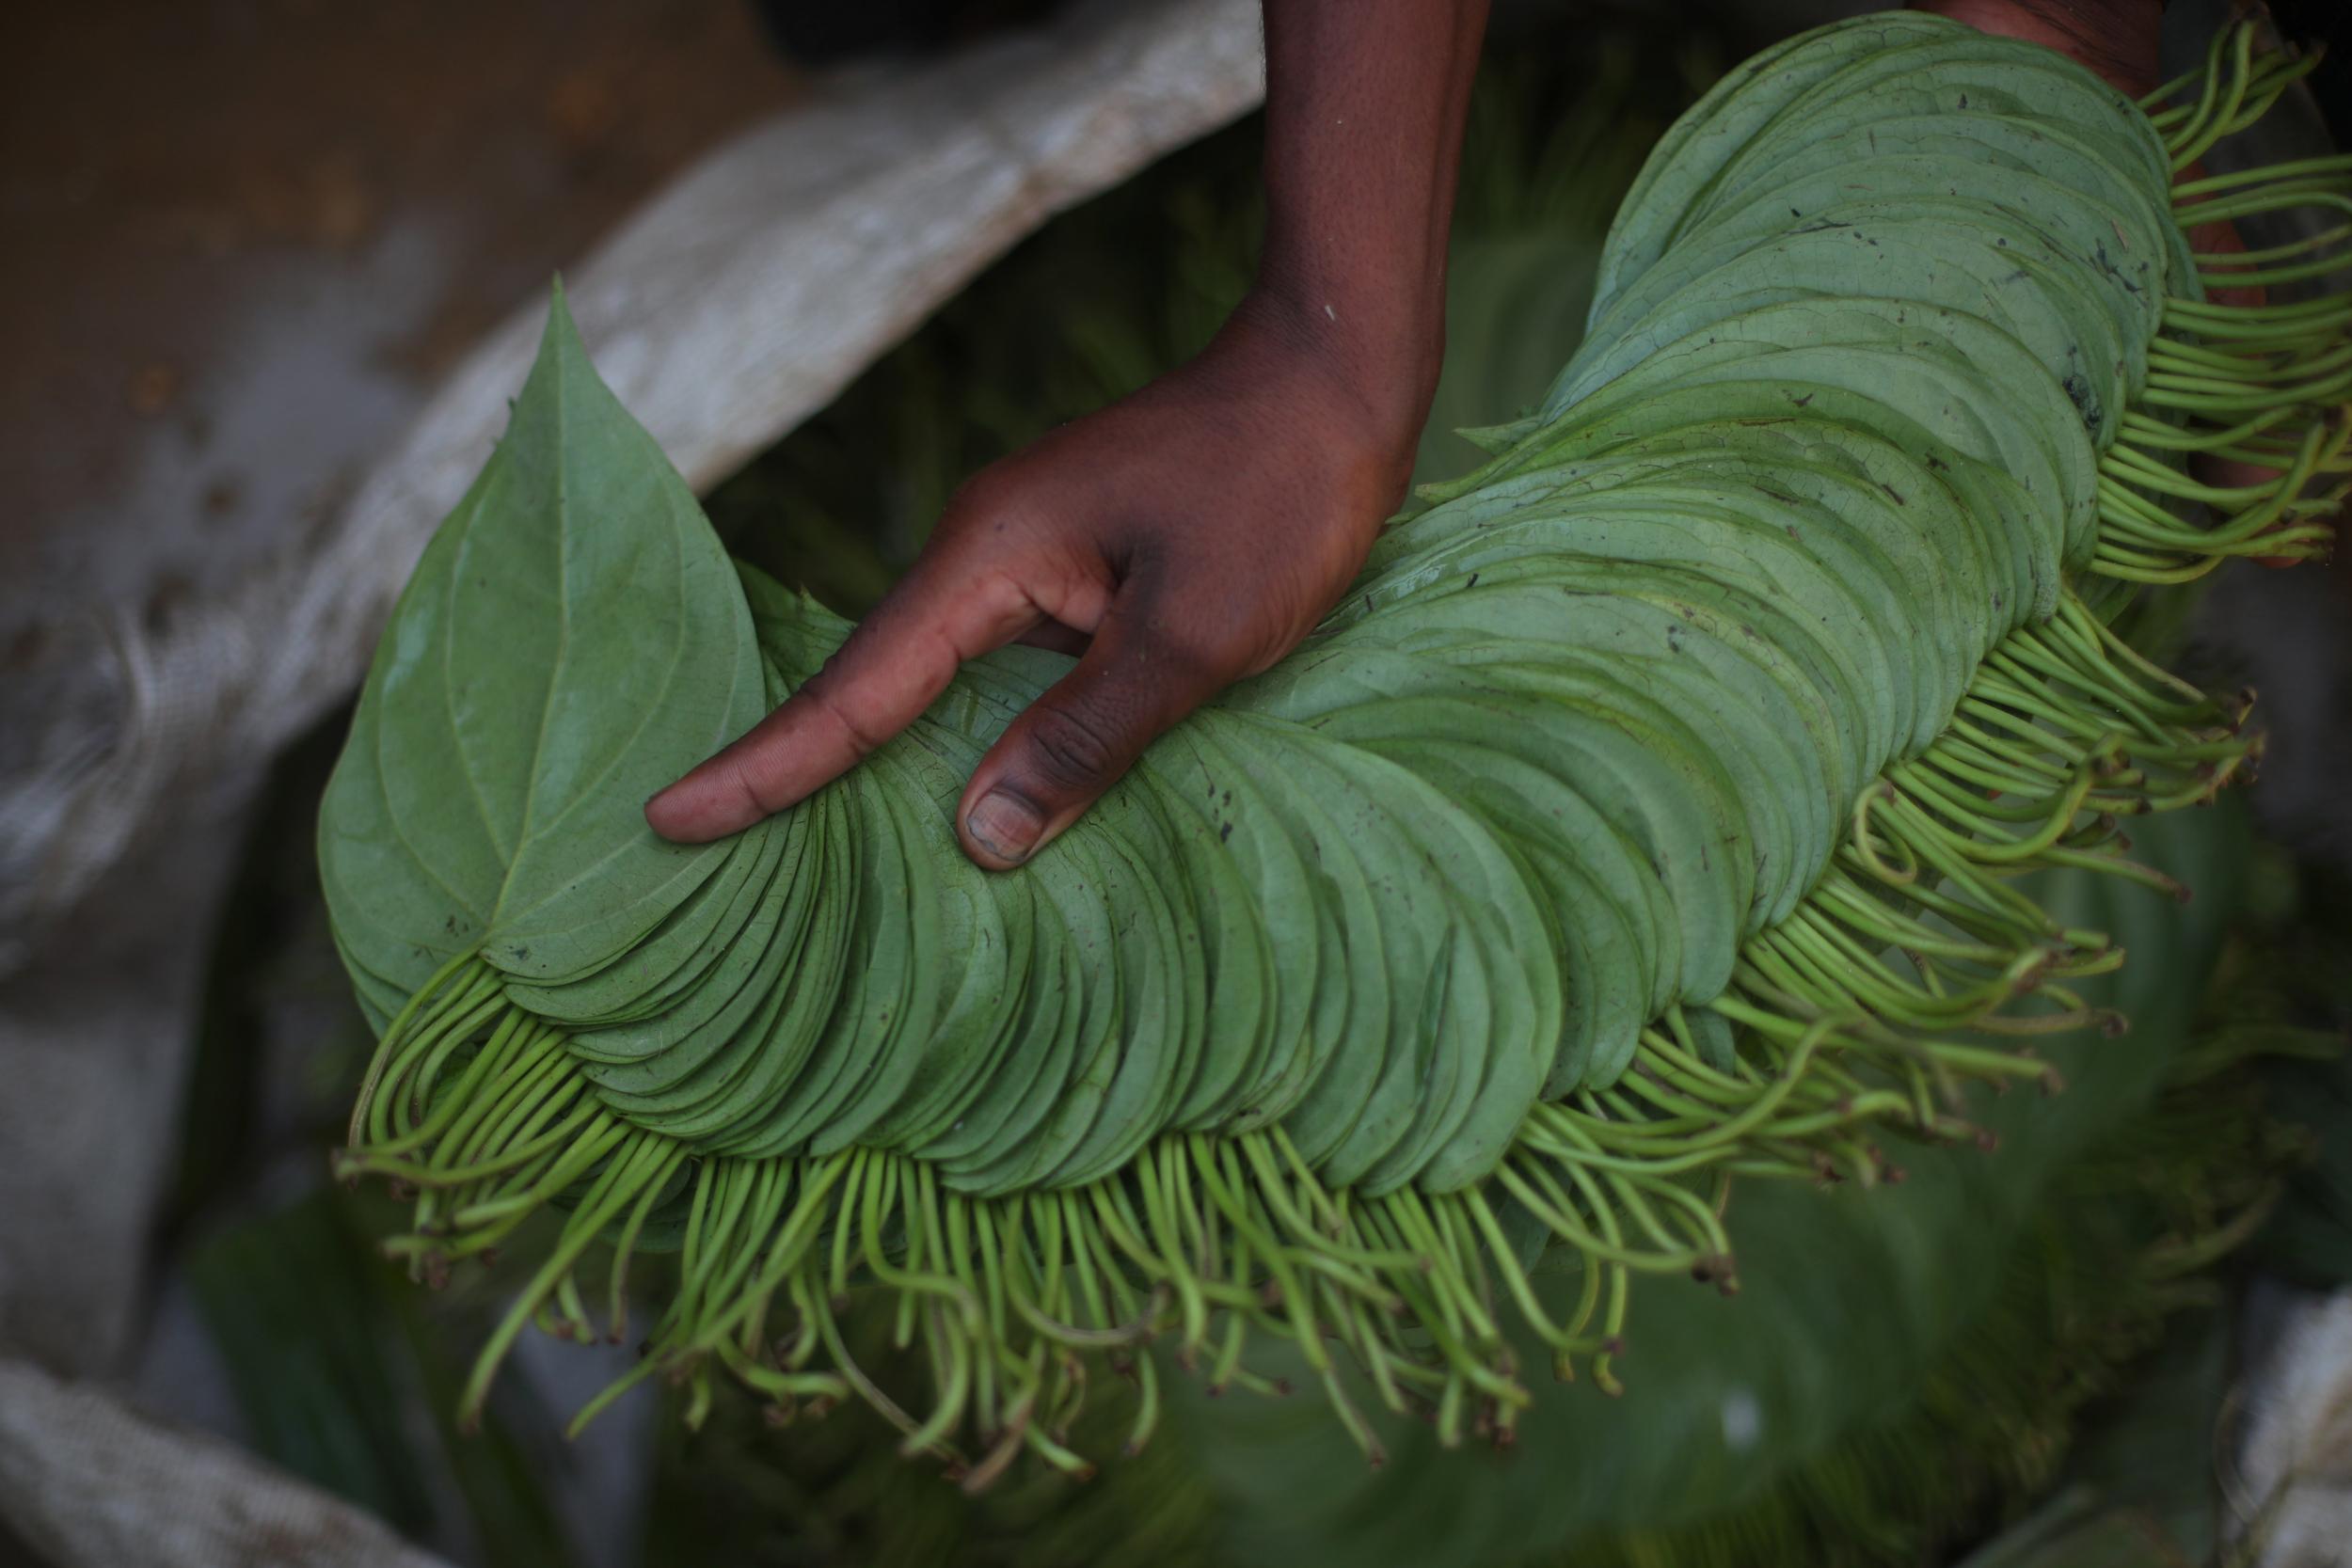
[1020,702,1120,796]
[948,464,1009,515]
[721,755,785,818]
[959,569,1044,657]
[941,463,1028,537]
[800,682,891,760]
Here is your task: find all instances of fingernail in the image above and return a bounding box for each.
[964,788,1044,865]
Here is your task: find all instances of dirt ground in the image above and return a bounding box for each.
[2,0,802,655]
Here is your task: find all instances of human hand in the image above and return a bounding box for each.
[644,285,1430,867]
[648,0,1490,865]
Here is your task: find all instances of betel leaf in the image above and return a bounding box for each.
[319,285,765,993]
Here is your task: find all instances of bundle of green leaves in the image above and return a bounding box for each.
[321,11,2349,1476]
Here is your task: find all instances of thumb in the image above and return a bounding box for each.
[957,606,1228,869]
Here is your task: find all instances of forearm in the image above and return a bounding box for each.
[1915,0,2161,94]
[1253,0,1490,447]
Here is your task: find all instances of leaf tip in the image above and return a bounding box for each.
[536,273,588,369]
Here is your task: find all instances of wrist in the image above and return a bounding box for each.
[1235,275,1444,465]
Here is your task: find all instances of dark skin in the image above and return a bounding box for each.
[649,0,2187,865]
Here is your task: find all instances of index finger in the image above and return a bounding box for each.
[644,553,1043,842]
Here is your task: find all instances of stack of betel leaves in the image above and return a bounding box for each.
[323,11,2351,1478]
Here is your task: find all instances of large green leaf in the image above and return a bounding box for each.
[319,287,765,993]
